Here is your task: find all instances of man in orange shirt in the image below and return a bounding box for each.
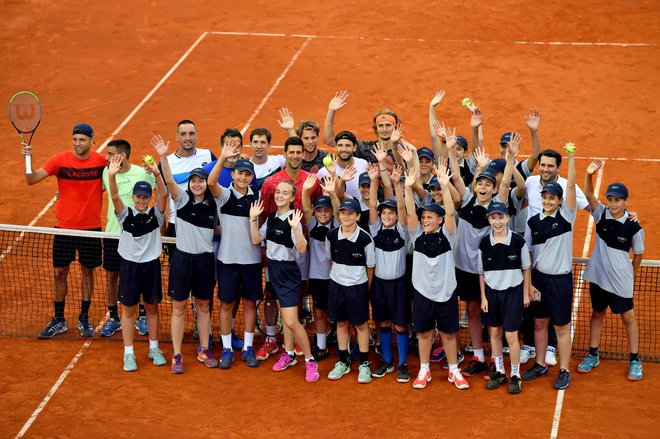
[22,123,107,338]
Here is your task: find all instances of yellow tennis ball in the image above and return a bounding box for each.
[462,97,472,108]
[323,156,333,166]
[565,143,575,154]
[144,155,154,165]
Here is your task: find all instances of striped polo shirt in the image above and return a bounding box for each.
[116,206,165,263]
[259,210,301,262]
[165,148,216,224]
[477,229,530,290]
[410,223,457,302]
[583,203,644,298]
[325,225,375,286]
[525,204,576,275]
[369,219,408,280]
[172,190,218,254]
[216,184,261,264]
[307,217,340,280]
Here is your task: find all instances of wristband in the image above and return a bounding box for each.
[250,219,258,222]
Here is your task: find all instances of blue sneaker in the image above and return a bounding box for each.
[577,354,600,374]
[135,315,148,336]
[100,318,121,337]
[627,360,642,381]
[38,318,68,339]
[123,353,138,372]
[241,346,259,367]
[77,315,95,338]
[231,331,244,350]
[219,348,234,369]
[430,346,446,363]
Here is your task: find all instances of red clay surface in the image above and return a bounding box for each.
[1,1,659,437]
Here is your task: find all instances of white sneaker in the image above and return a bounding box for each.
[520,345,536,364]
[545,346,558,367]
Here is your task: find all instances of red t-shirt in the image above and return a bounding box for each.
[42,151,106,229]
[260,168,322,217]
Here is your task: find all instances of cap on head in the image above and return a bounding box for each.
[605,182,629,199]
[377,198,397,213]
[234,159,255,175]
[500,132,512,145]
[338,198,361,213]
[486,201,508,217]
[417,202,445,218]
[428,176,441,189]
[541,181,563,197]
[456,136,468,150]
[73,123,94,138]
[334,130,357,145]
[358,172,371,187]
[314,196,332,209]
[487,158,506,174]
[476,171,497,186]
[189,167,209,180]
[132,181,153,196]
[417,147,435,160]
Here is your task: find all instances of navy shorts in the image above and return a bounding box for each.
[590,282,633,314]
[328,280,370,325]
[217,261,263,303]
[481,283,524,332]
[119,258,162,306]
[168,250,216,301]
[268,260,301,308]
[52,227,102,268]
[102,238,122,272]
[308,278,329,310]
[412,289,459,334]
[529,269,573,326]
[455,268,481,302]
[370,276,410,325]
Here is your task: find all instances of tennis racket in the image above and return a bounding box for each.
[8,91,43,175]
[256,284,283,336]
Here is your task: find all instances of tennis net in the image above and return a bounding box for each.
[0,224,657,362]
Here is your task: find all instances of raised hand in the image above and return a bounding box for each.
[586,159,604,175]
[389,164,403,182]
[108,154,122,177]
[320,175,336,193]
[372,142,389,163]
[525,108,542,132]
[277,107,295,131]
[142,155,159,175]
[437,163,452,188]
[21,142,32,157]
[151,134,169,156]
[397,144,413,163]
[328,90,349,111]
[367,162,380,181]
[507,132,522,158]
[404,167,417,188]
[470,107,483,129]
[221,136,242,160]
[437,156,448,173]
[474,146,489,170]
[249,199,264,219]
[340,164,357,182]
[444,126,457,150]
[302,173,318,191]
[432,120,447,140]
[324,153,337,175]
[430,90,446,107]
[390,124,404,144]
[288,209,304,228]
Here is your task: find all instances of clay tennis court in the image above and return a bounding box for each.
[1,1,659,437]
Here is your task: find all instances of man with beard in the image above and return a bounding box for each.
[316,131,369,200]
[277,108,328,173]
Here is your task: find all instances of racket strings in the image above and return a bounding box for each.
[9,93,41,132]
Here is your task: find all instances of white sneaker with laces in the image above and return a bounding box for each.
[520,345,536,364]
[545,346,558,367]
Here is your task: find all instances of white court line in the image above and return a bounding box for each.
[239,37,312,135]
[209,30,656,47]
[13,33,209,439]
[550,164,604,439]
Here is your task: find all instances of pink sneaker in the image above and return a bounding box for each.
[305,360,320,382]
[272,352,297,372]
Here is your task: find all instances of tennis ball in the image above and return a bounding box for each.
[565,143,575,154]
[323,156,333,166]
[462,97,472,108]
[144,155,154,165]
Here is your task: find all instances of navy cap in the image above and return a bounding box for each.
[488,158,506,174]
[456,136,468,150]
[358,172,371,187]
[500,132,512,145]
[73,123,94,138]
[417,147,434,160]
[541,181,563,197]
[428,176,441,189]
[486,201,508,217]
[189,167,209,180]
[234,159,255,175]
[314,196,332,209]
[605,182,629,199]
[377,198,397,212]
[338,198,361,213]
[416,202,445,217]
[476,171,497,185]
[132,181,153,196]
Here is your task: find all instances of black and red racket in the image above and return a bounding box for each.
[8,91,42,174]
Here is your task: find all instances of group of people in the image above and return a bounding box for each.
[22,90,645,392]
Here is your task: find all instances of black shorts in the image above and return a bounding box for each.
[481,284,524,332]
[455,268,481,302]
[268,260,301,308]
[217,261,263,303]
[412,289,459,334]
[119,258,162,306]
[590,282,633,314]
[529,269,573,326]
[370,276,410,325]
[102,238,122,272]
[168,250,216,301]
[308,278,330,310]
[328,280,370,325]
[52,227,102,268]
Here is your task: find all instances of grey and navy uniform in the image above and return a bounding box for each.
[325,225,375,287]
[215,183,261,265]
[369,217,408,280]
[307,216,340,280]
[259,210,302,262]
[171,188,218,254]
[117,204,165,262]
[477,228,531,290]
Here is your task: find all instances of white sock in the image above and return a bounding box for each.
[420,362,430,372]
[495,355,505,373]
[243,331,254,349]
[149,339,158,350]
[221,334,232,350]
[511,363,520,377]
[286,350,295,357]
[303,296,311,311]
[316,332,327,349]
[124,345,134,355]
[305,356,315,362]
[266,325,277,342]
[448,363,458,373]
[474,348,485,362]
